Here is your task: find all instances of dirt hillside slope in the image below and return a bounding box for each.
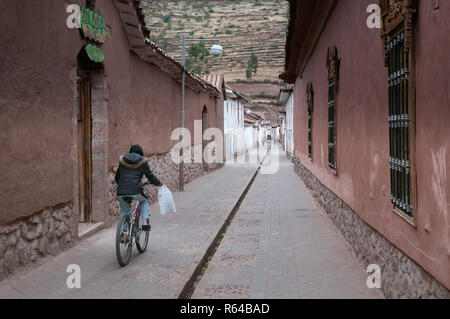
[141,0,289,111]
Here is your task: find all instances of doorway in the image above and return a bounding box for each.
[77,77,92,223]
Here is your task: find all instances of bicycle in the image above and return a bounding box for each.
[115,181,151,267]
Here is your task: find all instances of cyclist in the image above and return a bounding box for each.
[115,144,162,231]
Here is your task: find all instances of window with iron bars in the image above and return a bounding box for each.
[307,82,314,159]
[326,46,339,172]
[328,80,336,170]
[387,30,413,217]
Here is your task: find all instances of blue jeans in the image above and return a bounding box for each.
[118,194,151,220]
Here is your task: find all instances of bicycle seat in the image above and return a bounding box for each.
[123,197,133,204]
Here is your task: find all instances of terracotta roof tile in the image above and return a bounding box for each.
[200,74,227,99]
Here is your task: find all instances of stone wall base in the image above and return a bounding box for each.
[292,157,449,299]
[0,201,75,282]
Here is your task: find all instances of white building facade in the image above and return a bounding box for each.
[279,86,294,156]
[224,88,246,160]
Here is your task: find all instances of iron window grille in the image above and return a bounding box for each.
[380,0,417,221]
[307,82,314,159]
[326,47,339,171]
[387,30,413,217]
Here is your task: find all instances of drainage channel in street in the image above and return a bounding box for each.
[178,147,271,299]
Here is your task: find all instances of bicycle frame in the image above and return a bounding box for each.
[132,201,141,223]
[128,201,146,246]
[121,201,138,245]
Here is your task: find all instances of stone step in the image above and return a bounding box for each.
[77,222,104,240]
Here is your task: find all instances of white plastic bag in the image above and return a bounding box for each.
[158,186,176,215]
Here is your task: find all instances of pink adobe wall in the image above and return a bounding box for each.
[0,0,84,224]
[0,0,222,224]
[98,0,220,166]
[293,0,449,289]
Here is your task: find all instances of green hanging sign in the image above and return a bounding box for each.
[79,7,107,44]
[85,44,104,63]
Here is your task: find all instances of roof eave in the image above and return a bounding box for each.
[281,0,337,83]
[115,0,222,97]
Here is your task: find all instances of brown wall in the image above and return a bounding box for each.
[0,0,84,224]
[98,0,219,166]
[293,0,449,289]
[0,0,222,224]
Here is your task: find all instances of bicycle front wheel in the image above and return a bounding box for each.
[116,214,132,267]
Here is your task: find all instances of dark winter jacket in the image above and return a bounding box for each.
[115,153,161,196]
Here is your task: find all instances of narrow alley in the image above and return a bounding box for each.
[193,149,383,299]
[1,0,449,303]
[0,147,381,299]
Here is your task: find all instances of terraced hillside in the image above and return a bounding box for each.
[141,0,289,110]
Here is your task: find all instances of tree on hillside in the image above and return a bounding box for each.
[185,41,210,74]
[188,42,210,61]
[246,52,258,80]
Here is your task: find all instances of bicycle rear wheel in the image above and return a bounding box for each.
[116,214,132,266]
[136,219,150,253]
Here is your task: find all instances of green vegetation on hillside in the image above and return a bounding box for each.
[185,41,210,74]
[142,0,288,86]
[246,52,258,80]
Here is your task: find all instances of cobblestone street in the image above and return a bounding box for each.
[194,148,383,299]
[0,147,382,299]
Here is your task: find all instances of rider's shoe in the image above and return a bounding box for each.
[141,218,151,231]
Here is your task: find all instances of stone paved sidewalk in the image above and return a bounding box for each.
[0,159,261,299]
[192,147,384,299]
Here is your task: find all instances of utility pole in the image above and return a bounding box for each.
[179,36,222,191]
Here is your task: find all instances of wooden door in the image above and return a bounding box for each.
[77,78,92,223]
